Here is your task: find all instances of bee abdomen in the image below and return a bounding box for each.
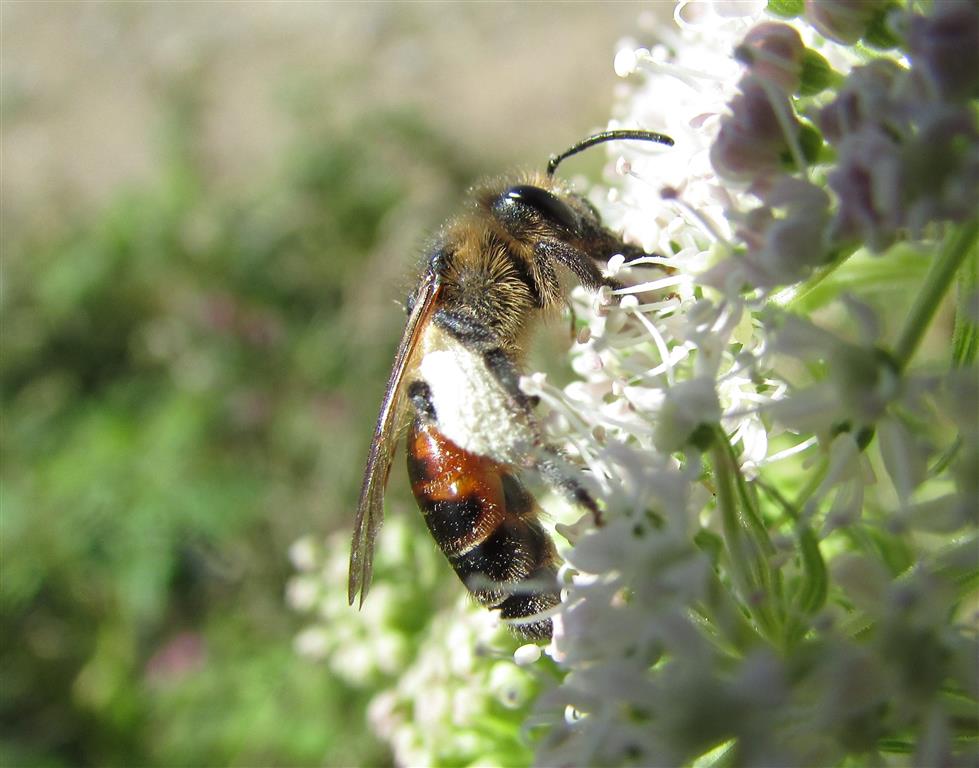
[407,419,560,640]
[497,567,561,641]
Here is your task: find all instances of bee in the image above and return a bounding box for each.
[348,129,673,640]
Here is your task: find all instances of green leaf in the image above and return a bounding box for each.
[767,0,803,18]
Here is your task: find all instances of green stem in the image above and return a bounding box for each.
[781,243,860,311]
[790,454,829,516]
[893,219,979,371]
[755,478,828,643]
[951,243,978,367]
[722,437,776,556]
[712,434,752,590]
[710,428,780,643]
[698,570,763,652]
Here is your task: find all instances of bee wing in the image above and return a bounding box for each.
[348,273,442,607]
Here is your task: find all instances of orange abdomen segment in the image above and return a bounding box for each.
[406,419,560,640]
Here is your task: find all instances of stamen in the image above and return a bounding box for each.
[612,274,688,295]
[757,435,818,466]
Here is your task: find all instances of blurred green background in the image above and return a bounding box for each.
[1,4,655,766]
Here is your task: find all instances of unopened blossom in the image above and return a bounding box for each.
[825,126,904,251]
[877,416,927,505]
[823,84,979,248]
[906,0,979,102]
[711,74,800,182]
[817,60,907,145]
[767,310,900,428]
[899,105,979,236]
[817,43,979,251]
[735,22,805,93]
[804,0,887,45]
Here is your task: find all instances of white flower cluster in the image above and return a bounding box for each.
[367,598,543,768]
[528,1,979,765]
[287,519,427,685]
[288,516,546,767]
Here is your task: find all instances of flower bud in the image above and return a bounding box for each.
[736,22,805,92]
[907,0,979,101]
[711,75,799,182]
[804,0,884,44]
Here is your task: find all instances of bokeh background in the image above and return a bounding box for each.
[1,3,665,765]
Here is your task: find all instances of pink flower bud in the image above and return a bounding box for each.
[736,22,805,93]
[728,176,831,286]
[907,0,979,101]
[817,60,905,144]
[711,75,798,182]
[826,127,902,252]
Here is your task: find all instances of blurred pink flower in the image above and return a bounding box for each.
[145,631,206,686]
[906,0,979,101]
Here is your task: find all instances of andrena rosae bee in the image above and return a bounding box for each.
[348,129,673,640]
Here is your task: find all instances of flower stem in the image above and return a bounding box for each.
[893,219,979,371]
[710,428,781,644]
[777,243,859,310]
[951,244,978,367]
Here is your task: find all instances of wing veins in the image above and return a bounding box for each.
[348,274,441,606]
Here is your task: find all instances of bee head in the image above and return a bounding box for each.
[487,129,674,246]
[490,183,583,242]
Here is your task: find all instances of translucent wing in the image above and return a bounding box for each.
[348,273,442,607]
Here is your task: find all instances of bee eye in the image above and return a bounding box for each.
[500,185,580,235]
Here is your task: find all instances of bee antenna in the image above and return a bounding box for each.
[546,129,674,178]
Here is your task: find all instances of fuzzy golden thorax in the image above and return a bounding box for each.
[428,172,627,355]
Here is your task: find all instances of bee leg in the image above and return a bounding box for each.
[534,240,609,290]
[534,450,603,527]
[482,347,541,411]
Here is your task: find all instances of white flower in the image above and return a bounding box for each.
[653,376,721,452]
